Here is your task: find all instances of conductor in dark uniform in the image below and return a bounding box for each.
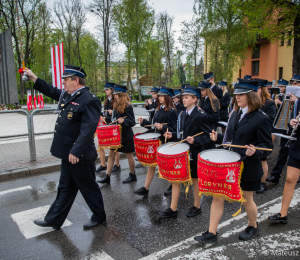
[25,65,106,229]
[203,72,223,102]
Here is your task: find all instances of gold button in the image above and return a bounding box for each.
[62,109,64,111]
[55,130,56,133]
[56,123,58,125]
[59,115,61,117]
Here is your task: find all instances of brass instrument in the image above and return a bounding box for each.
[285,112,300,148]
[273,95,294,131]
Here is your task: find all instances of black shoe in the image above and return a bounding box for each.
[111,164,121,172]
[158,208,178,218]
[194,230,217,244]
[122,172,137,183]
[268,213,288,224]
[186,206,202,218]
[266,176,279,184]
[34,220,60,230]
[239,223,259,240]
[97,174,110,184]
[256,182,267,194]
[134,187,149,197]
[83,220,104,229]
[95,165,107,173]
[164,185,172,196]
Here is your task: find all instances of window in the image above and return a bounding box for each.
[133,70,135,75]
[252,61,259,76]
[280,33,284,46]
[279,67,283,79]
[288,31,292,46]
[252,45,260,59]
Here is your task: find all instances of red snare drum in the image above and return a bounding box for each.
[197,149,244,203]
[157,142,192,185]
[134,133,161,167]
[96,125,122,150]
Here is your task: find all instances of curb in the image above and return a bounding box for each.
[0,152,136,183]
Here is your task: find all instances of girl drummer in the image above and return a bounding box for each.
[96,82,121,174]
[97,85,137,185]
[134,86,177,197]
[161,85,215,218]
[218,81,231,134]
[255,79,276,194]
[195,79,272,244]
[268,74,300,225]
[172,89,185,115]
[198,81,220,131]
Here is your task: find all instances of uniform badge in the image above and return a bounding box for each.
[76,91,80,95]
[174,158,182,169]
[67,111,73,120]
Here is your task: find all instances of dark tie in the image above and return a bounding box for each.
[186,112,189,120]
[235,110,243,127]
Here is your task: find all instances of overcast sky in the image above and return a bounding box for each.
[46,0,195,60]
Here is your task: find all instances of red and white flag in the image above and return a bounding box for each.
[38,91,41,108]
[51,42,64,89]
[33,90,37,109]
[40,93,44,108]
[27,90,32,110]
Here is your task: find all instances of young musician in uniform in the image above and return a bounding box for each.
[160,86,215,218]
[145,87,159,123]
[96,82,121,173]
[218,81,231,134]
[195,79,272,244]
[268,75,300,224]
[198,81,220,131]
[203,72,223,102]
[134,86,177,197]
[172,89,185,115]
[97,85,137,184]
[266,81,272,94]
[255,79,276,194]
[267,79,289,184]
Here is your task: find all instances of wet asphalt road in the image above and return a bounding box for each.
[0,137,300,260]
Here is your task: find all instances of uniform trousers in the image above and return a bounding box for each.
[45,159,106,227]
[270,137,289,179]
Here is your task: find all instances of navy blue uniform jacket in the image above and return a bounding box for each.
[216,109,273,182]
[33,78,101,161]
[171,108,215,165]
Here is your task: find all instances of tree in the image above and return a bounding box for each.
[179,16,203,82]
[194,0,255,82]
[31,2,52,82]
[157,11,175,85]
[235,0,300,74]
[0,0,42,98]
[113,0,154,100]
[90,0,118,82]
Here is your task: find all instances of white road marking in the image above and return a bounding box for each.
[170,230,300,260]
[140,188,300,260]
[82,251,115,260]
[11,205,72,239]
[0,186,33,196]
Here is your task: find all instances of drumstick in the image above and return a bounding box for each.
[221,144,272,152]
[109,116,127,125]
[144,123,168,127]
[212,129,215,141]
[169,132,204,147]
[101,117,107,124]
[165,128,168,143]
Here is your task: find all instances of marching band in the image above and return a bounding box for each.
[24,65,300,244]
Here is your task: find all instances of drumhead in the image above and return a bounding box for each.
[135,133,161,140]
[272,133,297,140]
[200,149,241,163]
[157,142,189,155]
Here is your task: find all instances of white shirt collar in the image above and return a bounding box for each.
[160,105,165,109]
[186,105,196,115]
[239,106,248,121]
[210,84,216,90]
[204,96,208,100]
[71,86,86,96]
[108,96,112,101]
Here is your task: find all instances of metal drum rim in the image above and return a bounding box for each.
[199,149,241,162]
[157,142,190,154]
[135,133,161,140]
